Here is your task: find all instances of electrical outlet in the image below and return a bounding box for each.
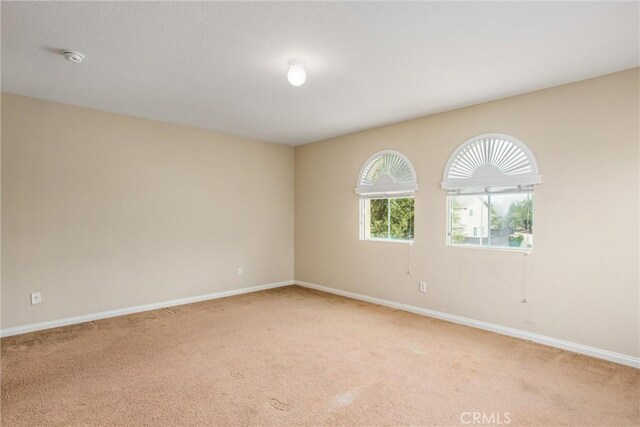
[419,282,427,293]
[237,267,243,277]
[30,292,42,305]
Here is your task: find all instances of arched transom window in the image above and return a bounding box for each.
[356,151,417,242]
[442,134,541,251]
[442,133,541,192]
[356,151,418,198]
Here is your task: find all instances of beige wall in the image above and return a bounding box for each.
[2,69,638,358]
[295,68,640,358]
[1,93,294,329]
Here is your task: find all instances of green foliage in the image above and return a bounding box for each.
[390,198,414,240]
[369,198,414,240]
[450,198,467,243]
[490,205,502,230]
[508,234,524,247]
[507,198,533,232]
[369,199,388,238]
[451,228,466,243]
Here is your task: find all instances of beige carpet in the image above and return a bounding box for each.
[1,285,638,426]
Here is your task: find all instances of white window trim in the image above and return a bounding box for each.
[359,197,415,243]
[364,237,415,245]
[442,133,539,252]
[357,150,417,243]
[448,243,533,254]
[445,190,534,252]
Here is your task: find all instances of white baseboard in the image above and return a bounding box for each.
[0,280,294,338]
[295,280,640,369]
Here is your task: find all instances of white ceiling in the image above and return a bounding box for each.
[2,2,638,145]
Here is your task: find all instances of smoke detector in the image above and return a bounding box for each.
[61,50,85,64]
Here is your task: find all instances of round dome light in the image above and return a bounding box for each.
[287,59,306,86]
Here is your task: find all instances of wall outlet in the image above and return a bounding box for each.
[419,282,427,293]
[237,267,243,277]
[30,292,42,305]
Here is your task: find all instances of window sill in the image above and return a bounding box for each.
[361,238,414,245]
[448,243,532,254]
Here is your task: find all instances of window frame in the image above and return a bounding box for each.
[359,196,415,244]
[356,150,418,244]
[442,133,540,253]
[446,190,534,252]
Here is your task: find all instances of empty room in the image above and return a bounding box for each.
[1,1,639,426]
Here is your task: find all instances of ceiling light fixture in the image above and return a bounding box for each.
[287,59,306,86]
[61,50,85,64]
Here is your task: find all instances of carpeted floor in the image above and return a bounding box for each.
[1,285,638,426]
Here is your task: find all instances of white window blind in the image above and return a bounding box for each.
[441,133,541,194]
[356,150,418,198]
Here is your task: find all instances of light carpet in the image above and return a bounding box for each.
[1,285,638,426]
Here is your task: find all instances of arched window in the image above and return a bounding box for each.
[356,151,417,242]
[442,134,541,250]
